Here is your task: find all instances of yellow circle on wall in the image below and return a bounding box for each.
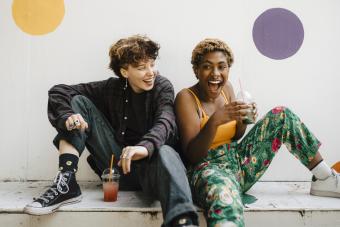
[12,0,65,35]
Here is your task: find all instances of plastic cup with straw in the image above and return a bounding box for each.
[101,154,120,202]
[109,154,114,182]
[236,78,255,124]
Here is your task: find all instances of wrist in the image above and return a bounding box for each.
[207,117,220,130]
[135,141,154,159]
[135,146,149,157]
[140,146,149,155]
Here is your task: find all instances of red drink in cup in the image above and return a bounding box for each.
[101,168,120,202]
[103,181,119,202]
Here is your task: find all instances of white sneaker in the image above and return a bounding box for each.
[310,169,340,198]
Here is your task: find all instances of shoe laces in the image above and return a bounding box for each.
[35,171,70,203]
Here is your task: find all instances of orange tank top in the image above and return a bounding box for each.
[187,89,236,149]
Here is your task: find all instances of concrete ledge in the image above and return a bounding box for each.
[1,181,340,227]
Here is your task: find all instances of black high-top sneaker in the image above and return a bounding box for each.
[24,171,82,215]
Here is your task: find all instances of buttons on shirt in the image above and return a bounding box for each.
[122,96,128,137]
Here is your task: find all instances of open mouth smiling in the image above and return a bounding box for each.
[208,79,223,92]
[143,77,154,83]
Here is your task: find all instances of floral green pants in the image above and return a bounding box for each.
[187,107,321,227]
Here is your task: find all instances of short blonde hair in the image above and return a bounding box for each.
[191,38,234,70]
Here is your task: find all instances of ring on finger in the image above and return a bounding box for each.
[122,154,127,159]
[74,119,80,126]
[122,151,129,159]
[69,121,75,129]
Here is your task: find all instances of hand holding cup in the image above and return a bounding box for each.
[236,90,257,124]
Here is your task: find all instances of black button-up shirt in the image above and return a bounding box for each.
[47,75,177,158]
[124,91,147,146]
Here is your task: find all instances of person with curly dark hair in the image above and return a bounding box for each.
[24,35,199,227]
[175,38,339,227]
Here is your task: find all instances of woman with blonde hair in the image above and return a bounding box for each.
[175,38,339,227]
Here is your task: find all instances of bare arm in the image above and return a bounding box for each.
[175,89,217,164]
[175,86,249,164]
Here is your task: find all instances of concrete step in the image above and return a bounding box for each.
[1,181,340,227]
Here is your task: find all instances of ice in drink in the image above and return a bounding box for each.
[236,90,255,124]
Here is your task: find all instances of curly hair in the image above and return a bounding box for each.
[109,35,160,77]
[191,38,234,70]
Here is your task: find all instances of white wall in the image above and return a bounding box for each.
[0,0,339,181]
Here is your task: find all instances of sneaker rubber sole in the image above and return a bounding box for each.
[24,195,82,215]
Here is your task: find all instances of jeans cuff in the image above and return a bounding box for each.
[52,130,85,155]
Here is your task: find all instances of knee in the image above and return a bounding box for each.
[158,145,180,159]
[157,145,183,167]
[71,95,91,107]
[265,106,292,121]
[70,95,95,115]
[269,106,299,122]
[270,106,289,115]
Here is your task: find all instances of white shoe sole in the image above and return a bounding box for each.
[24,195,82,215]
[310,189,340,198]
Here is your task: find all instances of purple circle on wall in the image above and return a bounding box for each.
[252,8,304,60]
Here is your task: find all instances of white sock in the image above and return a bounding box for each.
[311,161,333,180]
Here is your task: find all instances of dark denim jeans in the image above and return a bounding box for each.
[52,95,198,227]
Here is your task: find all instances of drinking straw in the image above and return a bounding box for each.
[109,154,114,182]
[238,78,245,102]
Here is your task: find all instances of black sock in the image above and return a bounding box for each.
[59,153,79,173]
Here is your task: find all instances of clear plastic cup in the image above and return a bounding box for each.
[101,168,120,202]
[236,90,255,124]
